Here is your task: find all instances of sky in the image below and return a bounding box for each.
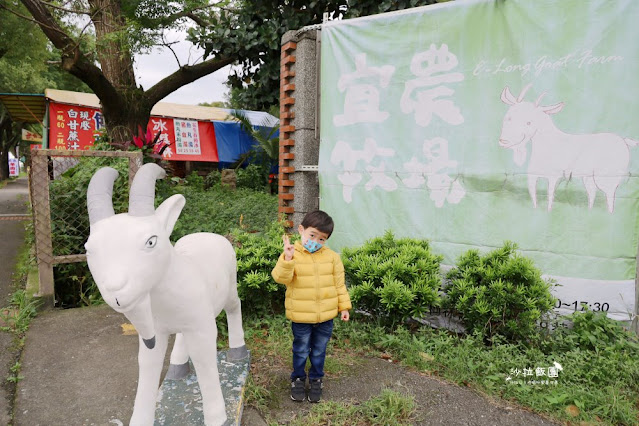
[133,32,232,106]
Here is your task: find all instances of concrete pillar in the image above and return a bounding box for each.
[279,29,321,228]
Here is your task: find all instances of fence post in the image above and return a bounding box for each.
[30,152,55,307]
[128,153,143,186]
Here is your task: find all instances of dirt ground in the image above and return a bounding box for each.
[241,351,560,425]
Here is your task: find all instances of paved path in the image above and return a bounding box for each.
[0,177,30,425]
[15,305,140,425]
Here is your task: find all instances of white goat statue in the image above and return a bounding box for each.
[85,163,248,426]
[499,84,638,213]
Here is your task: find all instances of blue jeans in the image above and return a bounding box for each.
[291,320,334,381]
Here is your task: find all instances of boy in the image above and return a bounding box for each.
[271,210,352,403]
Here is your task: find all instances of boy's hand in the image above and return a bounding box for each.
[283,235,295,261]
[340,310,350,321]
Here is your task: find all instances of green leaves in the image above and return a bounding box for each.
[550,309,639,353]
[231,220,291,316]
[444,242,556,344]
[343,230,442,328]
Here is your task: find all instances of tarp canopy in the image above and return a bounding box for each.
[214,122,277,165]
[44,89,232,121]
[0,93,46,123]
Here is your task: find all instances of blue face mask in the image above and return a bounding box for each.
[303,239,323,253]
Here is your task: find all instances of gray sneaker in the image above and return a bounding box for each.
[290,377,306,402]
[308,378,323,403]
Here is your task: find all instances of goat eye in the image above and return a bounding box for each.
[145,236,158,248]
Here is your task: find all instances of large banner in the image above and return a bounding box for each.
[319,0,639,320]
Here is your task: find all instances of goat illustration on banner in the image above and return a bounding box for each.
[499,84,639,213]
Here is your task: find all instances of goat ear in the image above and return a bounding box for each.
[155,194,185,235]
[500,87,517,105]
[541,102,564,115]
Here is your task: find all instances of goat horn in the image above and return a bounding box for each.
[534,92,547,107]
[87,167,119,225]
[517,83,532,102]
[129,163,166,217]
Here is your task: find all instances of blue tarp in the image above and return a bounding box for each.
[214,122,278,166]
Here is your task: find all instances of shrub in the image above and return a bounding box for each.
[204,170,221,189]
[444,241,555,343]
[184,171,204,190]
[549,309,639,353]
[230,220,291,317]
[236,164,268,191]
[342,231,443,328]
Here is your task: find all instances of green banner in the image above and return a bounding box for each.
[319,0,639,320]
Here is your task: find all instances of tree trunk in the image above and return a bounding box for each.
[88,0,147,144]
[89,0,136,90]
[0,148,9,180]
[0,117,11,180]
[100,90,152,146]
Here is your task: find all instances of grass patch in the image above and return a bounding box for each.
[333,320,639,425]
[288,389,416,426]
[162,184,279,239]
[1,233,40,336]
[1,230,41,419]
[0,290,40,335]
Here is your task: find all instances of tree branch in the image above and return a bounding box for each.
[145,56,236,105]
[139,3,221,28]
[17,0,118,102]
[40,0,89,15]
[160,33,182,67]
[186,11,208,27]
[0,1,70,39]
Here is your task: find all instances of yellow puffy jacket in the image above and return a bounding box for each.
[271,241,352,324]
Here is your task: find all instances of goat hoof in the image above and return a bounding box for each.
[227,345,249,361]
[165,362,191,380]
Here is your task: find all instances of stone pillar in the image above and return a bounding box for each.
[279,29,321,228]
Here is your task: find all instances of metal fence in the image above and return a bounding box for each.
[30,149,142,306]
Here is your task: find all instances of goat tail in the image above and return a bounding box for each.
[624,137,639,147]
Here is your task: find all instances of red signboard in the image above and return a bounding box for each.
[48,102,104,150]
[148,117,218,162]
[48,101,219,162]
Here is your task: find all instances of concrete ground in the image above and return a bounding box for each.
[14,305,138,426]
[0,177,29,425]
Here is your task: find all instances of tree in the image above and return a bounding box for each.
[0,3,92,179]
[0,107,19,179]
[0,0,236,145]
[193,0,443,111]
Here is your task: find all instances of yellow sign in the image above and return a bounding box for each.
[21,129,42,142]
